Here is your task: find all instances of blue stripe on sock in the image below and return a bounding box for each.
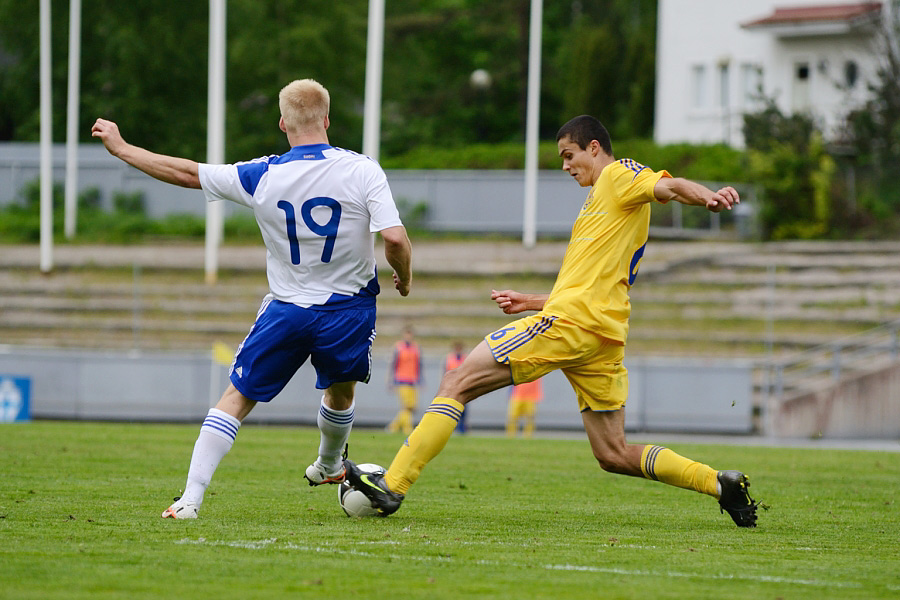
[319,404,354,425]
[203,415,239,439]
[426,408,461,421]
[202,421,238,442]
[427,402,463,416]
[644,445,663,481]
[425,404,463,421]
[205,414,239,434]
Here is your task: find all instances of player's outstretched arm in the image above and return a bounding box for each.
[380,225,412,296]
[91,118,201,189]
[491,289,548,314]
[653,177,739,213]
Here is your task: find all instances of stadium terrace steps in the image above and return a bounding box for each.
[2,240,900,357]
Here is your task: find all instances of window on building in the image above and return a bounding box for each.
[691,64,707,109]
[719,63,730,108]
[740,63,763,107]
[844,60,858,88]
[792,62,811,112]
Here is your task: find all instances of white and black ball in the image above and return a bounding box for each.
[338,463,385,517]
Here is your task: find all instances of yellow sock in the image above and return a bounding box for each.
[384,397,465,495]
[640,445,719,497]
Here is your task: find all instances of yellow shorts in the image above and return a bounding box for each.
[485,314,628,412]
[395,384,418,410]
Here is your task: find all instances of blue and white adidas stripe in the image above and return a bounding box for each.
[319,403,354,426]
[201,408,241,443]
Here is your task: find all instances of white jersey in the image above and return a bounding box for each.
[198,144,402,308]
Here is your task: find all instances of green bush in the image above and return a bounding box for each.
[78,187,103,211]
[615,140,745,182]
[743,101,835,240]
[0,207,41,242]
[21,179,63,211]
[151,214,206,238]
[380,142,543,170]
[223,214,262,242]
[113,190,147,215]
[382,138,747,184]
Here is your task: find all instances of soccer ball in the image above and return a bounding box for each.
[338,463,385,517]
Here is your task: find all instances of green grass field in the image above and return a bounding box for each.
[2,422,898,599]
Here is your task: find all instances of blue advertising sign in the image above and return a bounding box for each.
[0,376,31,423]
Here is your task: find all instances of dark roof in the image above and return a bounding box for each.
[743,2,881,28]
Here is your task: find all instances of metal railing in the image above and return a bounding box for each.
[766,318,900,402]
[649,181,759,240]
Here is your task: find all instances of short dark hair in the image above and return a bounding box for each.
[556,115,613,155]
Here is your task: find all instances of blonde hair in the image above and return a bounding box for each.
[278,79,330,133]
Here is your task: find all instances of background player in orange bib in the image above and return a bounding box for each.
[387,327,422,435]
[506,378,543,438]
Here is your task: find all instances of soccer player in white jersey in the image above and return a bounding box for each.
[92,79,412,519]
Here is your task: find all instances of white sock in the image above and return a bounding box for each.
[181,408,241,505]
[316,397,354,474]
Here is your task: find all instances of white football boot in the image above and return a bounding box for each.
[161,497,200,519]
[304,462,347,486]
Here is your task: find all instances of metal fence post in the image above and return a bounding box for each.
[891,323,899,359]
[767,362,784,438]
[774,363,784,399]
[831,343,842,381]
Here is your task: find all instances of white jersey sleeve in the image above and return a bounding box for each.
[198,156,276,208]
[364,164,403,233]
[198,145,403,308]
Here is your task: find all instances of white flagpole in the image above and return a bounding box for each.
[64,0,82,239]
[363,0,385,160]
[523,0,543,249]
[205,0,226,284]
[40,0,53,272]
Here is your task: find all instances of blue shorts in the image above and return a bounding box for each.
[229,295,376,402]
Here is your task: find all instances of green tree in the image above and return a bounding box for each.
[378,0,567,153]
[744,100,835,240]
[556,0,657,139]
[0,1,210,156]
[839,0,900,233]
[0,0,73,141]
[0,1,660,160]
[225,0,368,158]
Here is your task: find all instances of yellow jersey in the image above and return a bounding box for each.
[542,159,671,343]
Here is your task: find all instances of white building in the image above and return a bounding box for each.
[654,0,886,147]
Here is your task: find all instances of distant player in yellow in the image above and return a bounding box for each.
[347,115,759,527]
[506,378,543,438]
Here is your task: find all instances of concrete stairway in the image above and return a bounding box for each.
[1,240,899,359]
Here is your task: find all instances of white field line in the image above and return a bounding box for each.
[175,537,865,589]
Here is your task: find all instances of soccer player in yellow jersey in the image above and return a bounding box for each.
[347,115,759,527]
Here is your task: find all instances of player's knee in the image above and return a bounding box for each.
[324,383,355,410]
[437,368,466,400]
[593,449,629,474]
